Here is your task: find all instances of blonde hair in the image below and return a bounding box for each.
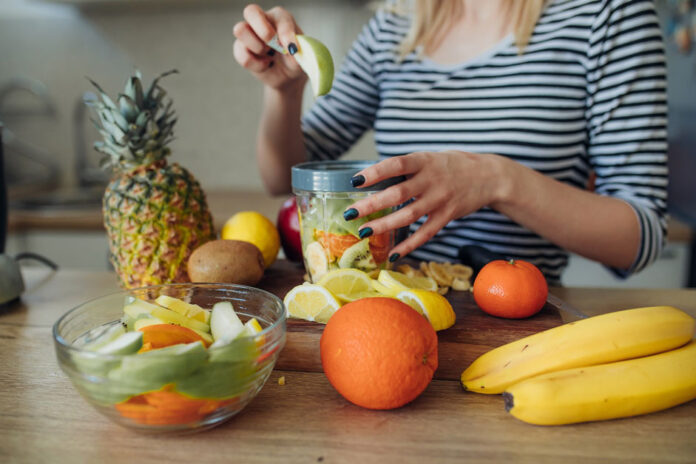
[388,0,547,57]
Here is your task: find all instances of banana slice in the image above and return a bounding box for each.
[305,241,329,281]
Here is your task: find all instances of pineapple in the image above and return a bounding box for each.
[86,70,215,288]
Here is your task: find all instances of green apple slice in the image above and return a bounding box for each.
[72,331,142,377]
[78,323,125,351]
[133,317,164,331]
[209,301,245,346]
[123,298,210,333]
[96,331,143,355]
[294,35,334,97]
[108,341,208,394]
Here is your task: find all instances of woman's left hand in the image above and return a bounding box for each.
[345,151,509,260]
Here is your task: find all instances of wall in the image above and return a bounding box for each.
[0,0,375,192]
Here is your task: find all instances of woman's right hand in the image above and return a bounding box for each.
[233,4,307,92]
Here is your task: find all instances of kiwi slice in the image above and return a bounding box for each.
[338,238,377,272]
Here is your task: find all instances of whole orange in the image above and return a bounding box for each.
[320,297,438,410]
[473,259,548,319]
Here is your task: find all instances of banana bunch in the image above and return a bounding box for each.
[460,306,696,425]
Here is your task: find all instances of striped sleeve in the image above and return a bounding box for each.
[301,12,383,160]
[585,0,668,277]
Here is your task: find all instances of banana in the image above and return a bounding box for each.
[461,306,695,394]
[503,340,696,425]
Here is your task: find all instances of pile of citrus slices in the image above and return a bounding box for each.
[283,268,459,331]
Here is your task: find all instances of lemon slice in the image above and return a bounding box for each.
[294,35,334,97]
[378,269,438,293]
[334,290,383,303]
[396,289,456,331]
[283,283,341,324]
[318,268,373,303]
[371,279,401,297]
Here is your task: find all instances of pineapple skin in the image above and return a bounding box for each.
[103,160,215,289]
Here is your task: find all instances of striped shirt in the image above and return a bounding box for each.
[301,0,668,285]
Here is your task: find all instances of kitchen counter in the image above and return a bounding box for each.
[8,190,287,233]
[1,266,695,463]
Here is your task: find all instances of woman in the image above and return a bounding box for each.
[233,0,668,285]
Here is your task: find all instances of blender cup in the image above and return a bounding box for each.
[291,160,403,282]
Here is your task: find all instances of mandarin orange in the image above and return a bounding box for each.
[473,259,548,319]
[320,297,438,410]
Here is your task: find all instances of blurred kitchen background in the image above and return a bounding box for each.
[1,0,695,287]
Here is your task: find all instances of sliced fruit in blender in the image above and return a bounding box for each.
[338,238,377,272]
[316,230,360,261]
[284,283,341,324]
[305,241,329,280]
[294,35,334,97]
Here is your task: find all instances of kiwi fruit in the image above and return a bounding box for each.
[338,238,377,272]
[187,239,265,285]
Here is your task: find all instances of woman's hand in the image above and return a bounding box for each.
[345,151,509,261]
[233,4,307,92]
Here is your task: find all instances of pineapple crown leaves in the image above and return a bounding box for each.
[85,69,179,171]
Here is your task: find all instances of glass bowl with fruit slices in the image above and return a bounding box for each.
[53,284,286,433]
[292,160,404,282]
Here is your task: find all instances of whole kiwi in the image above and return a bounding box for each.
[187,239,265,285]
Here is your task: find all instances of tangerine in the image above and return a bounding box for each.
[320,297,438,410]
[473,259,548,319]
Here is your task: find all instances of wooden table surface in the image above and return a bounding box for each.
[1,266,695,464]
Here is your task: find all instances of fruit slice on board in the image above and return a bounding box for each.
[396,289,456,331]
[284,283,341,324]
[294,35,335,97]
[378,269,438,293]
[318,268,374,303]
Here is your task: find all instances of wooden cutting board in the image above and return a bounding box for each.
[258,260,564,381]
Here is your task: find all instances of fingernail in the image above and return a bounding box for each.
[288,43,298,55]
[389,253,400,263]
[343,208,358,221]
[266,49,276,57]
[268,61,275,68]
[351,175,365,187]
[358,227,373,239]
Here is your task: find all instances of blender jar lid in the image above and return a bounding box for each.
[291,160,403,193]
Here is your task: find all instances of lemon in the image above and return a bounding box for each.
[294,35,334,97]
[396,289,456,331]
[318,269,374,303]
[377,269,438,293]
[283,283,341,324]
[371,279,401,297]
[221,211,280,268]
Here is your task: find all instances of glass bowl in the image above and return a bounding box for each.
[53,283,286,433]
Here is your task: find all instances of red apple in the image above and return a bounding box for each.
[277,197,303,262]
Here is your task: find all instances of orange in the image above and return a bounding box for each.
[473,259,548,319]
[320,297,438,410]
[137,324,207,351]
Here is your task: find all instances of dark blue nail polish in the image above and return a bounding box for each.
[266,49,276,57]
[343,208,358,221]
[389,253,400,263]
[351,175,365,187]
[288,43,298,55]
[358,227,373,239]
